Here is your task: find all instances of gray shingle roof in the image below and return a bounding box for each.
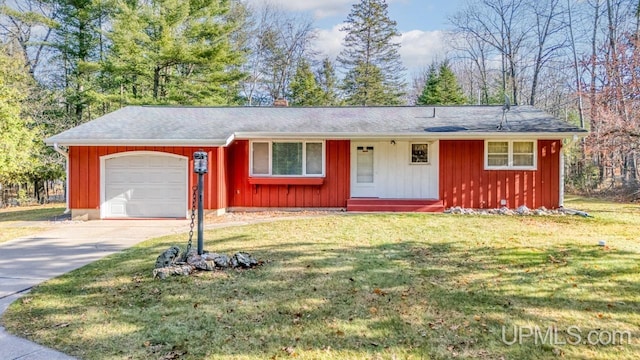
[45,105,587,146]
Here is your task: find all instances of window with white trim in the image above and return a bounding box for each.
[485,140,536,170]
[251,141,325,176]
[410,143,430,164]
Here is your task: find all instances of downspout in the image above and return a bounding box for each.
[53,143,70,214]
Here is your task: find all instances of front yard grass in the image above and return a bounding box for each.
[0,205,66,244]
[2,197,639,359]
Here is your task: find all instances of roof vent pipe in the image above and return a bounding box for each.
[433,108,436,118]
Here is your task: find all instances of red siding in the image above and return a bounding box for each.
[439,140,561,209]
[68,146,226,211]
[226,140,350,208]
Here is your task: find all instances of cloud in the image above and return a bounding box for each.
[243,0,353,19]
[313,24,346,60]
[399,30,449,74]
[313,27,450,77]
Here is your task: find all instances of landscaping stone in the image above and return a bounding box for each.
[154,246,181,269]
[445,206,590,217]
[153,247,260,279]
[231,252,259,268]
[202,253,231,268]
[152,264,195,279]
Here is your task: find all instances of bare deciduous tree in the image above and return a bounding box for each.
[0,0,56,78]
[239,3,316,105]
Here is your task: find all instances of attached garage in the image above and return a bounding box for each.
[46,106,587,219]
[101,152,188,218]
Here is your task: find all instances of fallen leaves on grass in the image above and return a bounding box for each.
[161,350,187,359]
[281,346,298,357]
[373,288,387,296]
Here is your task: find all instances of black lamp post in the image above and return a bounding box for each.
[193,151,208,255]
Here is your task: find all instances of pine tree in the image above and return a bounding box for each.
[416,63,439,105]
[50,0,105,125]
[105,0,244,105]
[289,59,324,106]
[416,60,466,105]
[437,60,467,104]
[342,61,390,106]
[316,58,340,105]
[0,46,38,184]
[338,0,406,105]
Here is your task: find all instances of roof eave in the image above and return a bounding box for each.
[234,131,588,140]
[44,138,228,147]
[46,130,587,147]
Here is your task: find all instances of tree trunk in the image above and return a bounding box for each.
[153,66,160,100]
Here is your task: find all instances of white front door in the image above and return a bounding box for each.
[351,143,377,197]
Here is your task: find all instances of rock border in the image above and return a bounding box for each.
[153,248,261,279]
[445,205,591,217]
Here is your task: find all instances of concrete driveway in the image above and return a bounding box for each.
[0,219,189,360]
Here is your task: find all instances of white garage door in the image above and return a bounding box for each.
[103,153,188,218]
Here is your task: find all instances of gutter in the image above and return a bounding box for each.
[44,138,228,147]
[53,143,70,214]
[233,131,588,141]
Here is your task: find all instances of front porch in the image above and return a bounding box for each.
[346,198,445,212]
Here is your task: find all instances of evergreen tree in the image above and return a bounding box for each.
[416,60,466,105]
[50,0,105,125]
[289,59,324,106]
[337,0,406,105]
[437,60,467,104]
[0,46,38,184]
[341,61,391,106]
[316,57,340,105]
[416,63,439,105]
[105,0,244,105]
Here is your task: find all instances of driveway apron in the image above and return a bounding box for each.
[0,219,189,360]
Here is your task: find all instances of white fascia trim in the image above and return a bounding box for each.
[46,131,587,147]
[233,131,586,140]
[224,133,236,147]
[44,139,227,147]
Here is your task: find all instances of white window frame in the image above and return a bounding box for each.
[410,142,430,165]
[484,140,537,170]
[250,140,326,177]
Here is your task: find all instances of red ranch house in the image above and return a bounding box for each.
[45,106,586,220]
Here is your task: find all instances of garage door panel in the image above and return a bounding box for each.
[103,153,187,218]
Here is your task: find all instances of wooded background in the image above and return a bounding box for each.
[1,0,638,204]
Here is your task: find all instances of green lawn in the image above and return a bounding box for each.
[2,197,639,359]
[0,205,66,243]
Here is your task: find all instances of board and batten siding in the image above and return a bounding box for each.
[439,140,561,209]
[68,146,227,214]
[351,140,439,199]
[226,140,350,208]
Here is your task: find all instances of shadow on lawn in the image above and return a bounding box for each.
[5,232,640,359]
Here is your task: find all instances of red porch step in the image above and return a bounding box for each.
[346,198,445,213]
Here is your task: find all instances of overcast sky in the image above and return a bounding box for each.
[244,0,465,77]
